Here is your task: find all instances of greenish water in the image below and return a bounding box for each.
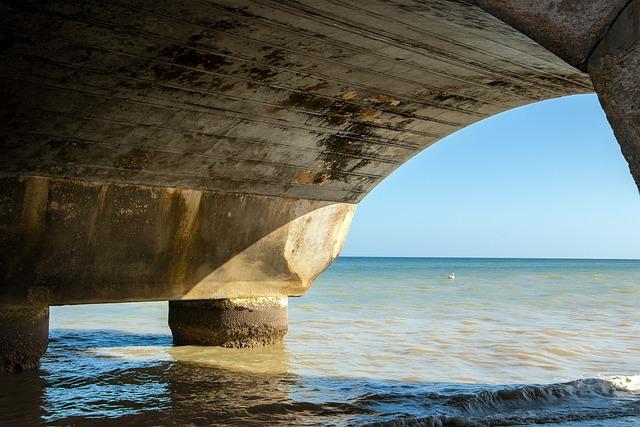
[1,257,640,425]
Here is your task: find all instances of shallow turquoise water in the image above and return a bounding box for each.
[1,257,640,425]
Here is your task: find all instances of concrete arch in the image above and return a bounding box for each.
[1,0,600,204]
[0,0,638,366]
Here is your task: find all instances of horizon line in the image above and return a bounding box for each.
[338,255,640,261]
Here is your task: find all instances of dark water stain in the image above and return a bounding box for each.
[187,19,241,45]
[0,33,31,52]
[223,6,255,18]
[315,130,372,184]
[245,66,278,82]
[43,139,81,163]
[218,82,236,92]
[280,91,334,113]
[264,49,287,65]
[210,18,242,32]
[477,70,591,100]
[188,34,205,44]
[152,46,231,81]
[116,80,154,93]
[273,88,395,183]
[303,81,329,92]
[113,148,155,170]
[262,49,296,68]
[161,46,231,72]
[429,90,483,109]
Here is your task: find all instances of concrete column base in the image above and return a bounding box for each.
[0,306,49,372]
[168,297,288,348]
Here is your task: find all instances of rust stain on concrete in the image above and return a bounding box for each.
[86,184,109,252]
[291,170,329,185]
[341,90,359,100]
[20,177,49,237]
[166,189,203,287]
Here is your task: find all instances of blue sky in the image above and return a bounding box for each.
[342,94,640,259]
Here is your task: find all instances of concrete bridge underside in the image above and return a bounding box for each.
[0,0,638,371]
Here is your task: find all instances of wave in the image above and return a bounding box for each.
[450,377,626,414]
[363,376,640,427]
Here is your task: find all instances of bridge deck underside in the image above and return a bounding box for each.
[0,0,592,204]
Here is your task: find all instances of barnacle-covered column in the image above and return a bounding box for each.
[169,297,288,347]
[0,305,49,372]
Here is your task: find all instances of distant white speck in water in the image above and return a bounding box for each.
[448,273,455,280]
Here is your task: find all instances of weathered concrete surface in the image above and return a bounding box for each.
[473,0,630,71]
[169,297,287,347]
[0,176,354,305]
[588,0,640,190]
[0,305,49,372]
[0,0,592,204]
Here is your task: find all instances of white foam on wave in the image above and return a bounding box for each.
[605,375,640,391]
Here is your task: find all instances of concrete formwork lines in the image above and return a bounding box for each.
[6,2,493,121]
[10,121,401,168]
[250,0,583,98]
[388,0,581,74]
[0,132,397,194]
[0,160,368,202]
[0,82,428,153]
[472,0,631,71]
[2,51,455,138]
[0,127,392,181]
[111,0,522,110]
[0,0,595,206]
[0,52,462,136]
[0,133,386,199]
[194,0,571,102]
[7,58,443,141]
[85,0,530,107]
[338,0,592,90]
[198,0,550,103]
[90,0,570,107]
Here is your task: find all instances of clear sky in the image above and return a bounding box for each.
[341,94,640,259]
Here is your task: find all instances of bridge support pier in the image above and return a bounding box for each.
[0,305,49,372]
[588,0,640,191]
[168,297,288,348]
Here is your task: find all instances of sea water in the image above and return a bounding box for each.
[1,257,640,426]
